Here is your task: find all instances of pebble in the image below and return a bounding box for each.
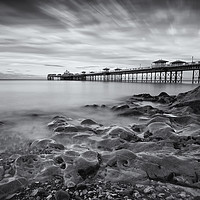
[158,193,165,198]
[179,191,186,198]
[46,194,53,200]
[144,186,153,194]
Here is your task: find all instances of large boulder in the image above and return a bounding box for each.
[15,154,43,179]
[30,139,65,153]
[81,119,98,126]
[172,86,200,114]
[176,86,200,103]
[48,116,68,129]
[141,154,200,188]
[54,125,78,133]
[111,104,130,111]
[144,122,176,140]
[119,106,163,117]
[106,126,140,142]
[0,178,28,199]
[63,150,100,187]
[51,132,77,146]
[100,149,146,183]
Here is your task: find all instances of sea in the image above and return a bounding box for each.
[0,80,197,152]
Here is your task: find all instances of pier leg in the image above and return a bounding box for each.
[170,71,172,83]
[175,71,177,83]
[146,72,148,83]
[199,70,200,84]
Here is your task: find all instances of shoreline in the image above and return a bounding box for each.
[0,86,200,199]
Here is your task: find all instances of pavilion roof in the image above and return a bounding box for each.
[171,60,186,64]
[103,67,110,70]
[115,68,122,71]
[153,59,168,64]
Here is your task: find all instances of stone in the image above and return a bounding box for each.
[54,125,78,133]
[111,104,129,111]
[63,150,100,186]
[48,117,68,129]
[143,186,153,194]
[118,106,163,117]
[15,154,43,179]
[0,166,4,181]
[106,126,139,142]
[36,166,62,181]
[30,139,65,152]
[0,178,28,199]
[55,190,70,200]
[51,132,77,146]
[144,122,176,140]
[141,154,200,188]
[81,119,98,125]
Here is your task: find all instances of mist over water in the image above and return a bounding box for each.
[0,80,196,114]
[0,80,197,148]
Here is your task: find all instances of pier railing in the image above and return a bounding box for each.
[47,62,200,84]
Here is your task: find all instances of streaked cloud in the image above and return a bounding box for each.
[0,0,200,78]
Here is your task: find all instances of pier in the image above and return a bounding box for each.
[47,60,200,84]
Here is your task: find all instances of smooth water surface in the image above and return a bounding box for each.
[0,80,197,115]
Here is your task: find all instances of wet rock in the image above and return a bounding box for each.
[15,154,43,179]
[111,104,129,111]
[119,105,163,117]
[84,104,99,108]
[54,125,78,133]
[101,149,146,183]
[158,92,170,97]
[63,150,100,187]
[51,132,77,146]
[144,122,176,140]
[81,119,98,125]
[173,100,200,114]
[0,177,28,199]
[118,108,143,116]
[176,86,200,103]
[36,166,62,181]
[0,166,4,181]
[147,115,170,124]
[30,139,64,152]
[55,190,70,200]
[142,154,200,188]
[106,126,140,142]
[48,117,68,129]
[72,133,94,144]
[95,138,124,151]
[131,124,145,133]
[172,86,200,114]
[132,93,156,101]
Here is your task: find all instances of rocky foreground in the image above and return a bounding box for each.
[1,86,200,200]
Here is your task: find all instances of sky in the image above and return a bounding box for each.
[0,0,200,79]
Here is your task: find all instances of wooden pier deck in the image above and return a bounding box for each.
[47,62,200,84]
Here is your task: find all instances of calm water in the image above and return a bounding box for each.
[0,80,197,114]
[0,80,197,149]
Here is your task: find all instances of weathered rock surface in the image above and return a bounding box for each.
[1,86,200,199]
[141,154,200,188]
[0,178,28,199]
